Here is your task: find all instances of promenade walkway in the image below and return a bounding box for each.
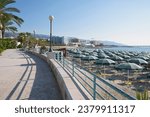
[0,49,62,100]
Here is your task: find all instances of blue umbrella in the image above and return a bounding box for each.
[128,58,148,65]
[115,63,143,70]
[115,63,143,80]
[111,55,123,61]
[95,59,115,65]
[81,55,98,61]
[95,59,115,78]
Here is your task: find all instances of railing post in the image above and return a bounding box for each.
[72,60,74,76]
[63,56,65,67]
[55,52,57,60]
[93,75,97,100]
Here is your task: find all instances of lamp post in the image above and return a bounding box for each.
[49,15,54,52]
[0,23,2,38]
[33,30,36,38]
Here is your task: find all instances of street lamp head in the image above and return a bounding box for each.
[49,15,54,21]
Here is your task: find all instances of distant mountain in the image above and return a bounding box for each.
[101,40,126,46]
[33,34,49,39]
[5,32,17,37]
[4,32,125,46]
[4,32,49,39]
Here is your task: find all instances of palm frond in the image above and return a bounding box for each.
[1,13,24,26]
[11,14,24,26]
[1,7,20,13]
[5,26,17,33]
[5,21,14,26]
[0,0,16,9]
[0,0,23,38]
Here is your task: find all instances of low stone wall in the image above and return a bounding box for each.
[28,51,85,100]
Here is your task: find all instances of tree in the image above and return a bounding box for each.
[0,0,24,38]
[17,32,33,47]
[17,32,27,45]
[1,14,18,37]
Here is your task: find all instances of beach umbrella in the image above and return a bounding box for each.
[83,52,89,56]
[74,51,82,54]
[73,54,86,66]
[97,49,104,53]
[137,56,149,61]
[73,54,86,58]
[90,52,98,56]
[97,53,110,58]
[95,59,115,78]
[81,55,98,69]
[115,63,143,70]
[106,52,115,57]
[95,59,115,65]
[93,49,99,52]
[121,55,131,59]
[115,63,143,80]
[111,55,123,61]
[128,58,148,65]
[81,55,98,61]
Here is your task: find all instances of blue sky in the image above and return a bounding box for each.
[13,0,150,45]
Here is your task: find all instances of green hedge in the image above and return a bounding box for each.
[0,38,17,53]
[0,48,3,54]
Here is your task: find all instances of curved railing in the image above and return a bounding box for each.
[55,55,136,100]
[30,49,136,100]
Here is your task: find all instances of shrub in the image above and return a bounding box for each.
[40,46,47,54]
[17,44,22,48]
[136,90,149,100]
[0,48,3,54]
[0,39,17,49]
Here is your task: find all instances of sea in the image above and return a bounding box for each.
[106,46,150,52]
[99,46,150,53]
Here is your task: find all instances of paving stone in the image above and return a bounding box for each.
[0,49,62,100]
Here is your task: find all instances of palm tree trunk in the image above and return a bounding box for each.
[0,30,2,39]
[2,29,5,39]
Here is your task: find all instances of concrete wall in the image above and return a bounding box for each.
[28,51,85,100]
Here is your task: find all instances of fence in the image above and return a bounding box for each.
[54,53,136,100]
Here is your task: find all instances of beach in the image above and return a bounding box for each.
[65,46,150,99]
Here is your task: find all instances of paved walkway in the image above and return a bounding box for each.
[0,49,62,100]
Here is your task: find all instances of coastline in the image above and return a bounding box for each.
[66,46,150,99]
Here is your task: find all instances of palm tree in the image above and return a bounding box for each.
[0,14,18,37]
[0,0,24,38]
[17,32,27,45]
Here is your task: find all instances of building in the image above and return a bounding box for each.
[90,40,102,46]
[51,36,81,46]
[51,36,70,45]
[50,36,103,47]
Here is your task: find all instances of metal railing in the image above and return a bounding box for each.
[54,54,136,100]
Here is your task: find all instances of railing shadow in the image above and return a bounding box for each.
[5,51,62,100]
[26,53,62,100]
[5,52,31,100]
